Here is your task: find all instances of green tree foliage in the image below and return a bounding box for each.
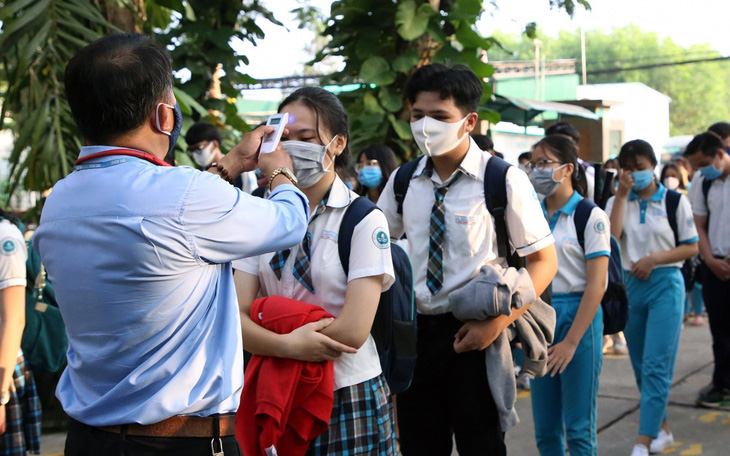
[488,25,730,136]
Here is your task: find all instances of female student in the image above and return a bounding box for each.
[233,87,396,455]
[606,140,699,456]
[356,144,398,203]
[527,135,610,456]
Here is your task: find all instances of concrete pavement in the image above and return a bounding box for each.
[39,321,728,455]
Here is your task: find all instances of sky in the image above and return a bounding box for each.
[236,0,730,83]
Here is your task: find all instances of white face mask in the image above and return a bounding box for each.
[410,115,469,157]
[663,176,680,190]
[282,135,338,188]
[190,142,217,168]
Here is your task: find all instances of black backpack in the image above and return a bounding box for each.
[393,155,552,301]
[573,199,629,335]
[665,188,701,291]
[338,197,416,395]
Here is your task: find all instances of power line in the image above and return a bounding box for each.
[586,56,730,75]
[584,49,719,67]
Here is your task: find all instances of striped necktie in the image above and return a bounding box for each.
[427,173,461,295]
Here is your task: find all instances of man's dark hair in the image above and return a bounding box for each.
[185,122,221,147]
[471,134,493,151]
[405,63,483,114]
[618,139,657,169]
[518,151,532,163]
[545,122,580,144]
[684,132,724,158]
[708,122,730,139]
[65,33,173,145]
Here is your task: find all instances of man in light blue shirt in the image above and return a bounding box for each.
[32,33,317,456]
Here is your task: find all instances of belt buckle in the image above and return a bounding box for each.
[211,437,224,456]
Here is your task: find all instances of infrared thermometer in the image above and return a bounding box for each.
[260,113,289,154]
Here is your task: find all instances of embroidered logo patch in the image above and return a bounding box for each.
[455,215,478,225]
[320,230,338,243]
[594,220,606,234]
[687,217,694,227]
[1,238,16,255]
[372,228,390,249]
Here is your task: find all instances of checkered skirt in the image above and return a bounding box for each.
[0,351,41,456]
[307,374,395,456]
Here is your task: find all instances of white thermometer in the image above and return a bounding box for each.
[260,112,289,154]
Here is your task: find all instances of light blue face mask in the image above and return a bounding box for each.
[631,169,654,191]
[358,166,383,188]
[700,162,723,181]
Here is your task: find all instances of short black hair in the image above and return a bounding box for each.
[545,122,580,143]
[618,139,657,169]
[684,132,724,158]
[279,87,351,167]
[471,134,493,151]
[405,63,483,115]
[708,122,730,139]
[185,122,221,146]
[518,151,532,163]
[65,34,173,145]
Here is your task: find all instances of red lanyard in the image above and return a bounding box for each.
[75,148,172,167]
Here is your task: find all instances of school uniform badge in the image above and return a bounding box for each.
[594,220,606,234]
[1,238,16,255]
[372,228,390,249]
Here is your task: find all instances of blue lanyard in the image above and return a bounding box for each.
[73,156,145,171]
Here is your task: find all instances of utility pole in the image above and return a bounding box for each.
[534,39,542,100]
[581,26,587,85]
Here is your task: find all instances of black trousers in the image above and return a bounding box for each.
[702,261,730,390]
[397,313,506,456]
[65,419,243,456]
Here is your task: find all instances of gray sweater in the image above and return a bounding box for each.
[449,264,556,431]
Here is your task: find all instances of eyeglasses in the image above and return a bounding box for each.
[525,159,562,172]
[354,159,379,173]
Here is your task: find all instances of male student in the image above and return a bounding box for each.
[684,132,730,408]
[378,63,558,456]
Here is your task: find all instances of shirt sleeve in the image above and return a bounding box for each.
[347,209,395,292]
[504,167,554,257]
[687,173,708,217]
[0,229,27,290]
[231,255,261,276]
[584,207,612,259]
[376,170,404,240]
[182,172,310,265]
[677,193,700,244]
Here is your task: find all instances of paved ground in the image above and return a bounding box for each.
[39,321,728,455]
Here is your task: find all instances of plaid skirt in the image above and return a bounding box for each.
[0,351,41,456]
[307,374,395,456]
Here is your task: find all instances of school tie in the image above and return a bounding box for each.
[269,249,290,280]
[427,173,461,295]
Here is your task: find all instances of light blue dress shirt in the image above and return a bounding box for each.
[33,146,309,426]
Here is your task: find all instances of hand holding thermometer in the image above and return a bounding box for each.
[260,113,289,154]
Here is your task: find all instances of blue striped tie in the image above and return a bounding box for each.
[427,174,460,294]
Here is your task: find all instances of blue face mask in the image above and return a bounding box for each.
[358,166,383,188]
[631,169,654,191]
[156,102,183,165]
[700,162,723,181]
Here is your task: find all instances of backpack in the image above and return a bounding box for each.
[573,199,629,335]
[393,155,552,301]
[338,197,416,395]
[591,162,617,210]
[20,241,68,374]
[665,188,701,291]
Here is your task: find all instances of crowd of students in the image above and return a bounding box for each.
[2,33,729,456]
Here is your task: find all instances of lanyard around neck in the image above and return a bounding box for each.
[75,148,172,167]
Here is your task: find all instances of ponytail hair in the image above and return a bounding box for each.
[534,134,588,197]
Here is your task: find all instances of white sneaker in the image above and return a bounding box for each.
[650,430,674,453]
[631,444,649,456]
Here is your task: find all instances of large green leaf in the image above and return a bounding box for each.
[363,92,386,114]
[395,0,431,40]
[360,56,396,86]
[378,87,403,113]
[392,50,419,73]
[388,114,412,140]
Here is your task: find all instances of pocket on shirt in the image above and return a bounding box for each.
[450,213,487,256]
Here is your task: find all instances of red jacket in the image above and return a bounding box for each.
[237,296,335,456]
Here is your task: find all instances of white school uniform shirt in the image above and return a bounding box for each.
[0,219,27,290]
[233,176,395,390]
[605,183,699,270]
[687,172,730,257]
[541,191,611,294]
[377,138,554,315]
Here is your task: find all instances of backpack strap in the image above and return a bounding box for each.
[702,177,712,203]
[572,197,597,251]
[251,186,267,198]
[393,158,422,215]
[665,189,681,247]
[484,156,512,259]
[338,197,379,276]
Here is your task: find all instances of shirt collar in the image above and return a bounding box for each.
[78,145,147,161]
[412,137,482,182]
[628,183,666,202]
[325,174,353,209]
[540,190,583,217]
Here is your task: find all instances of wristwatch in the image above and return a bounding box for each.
[268,167,298,190]
[0,391,9,405]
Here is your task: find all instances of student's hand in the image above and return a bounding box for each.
[546,340,578,377]
[0,404,5,435]
[615,170,633,200]
[707,257,730,281]
[629,254,657,280]
[283,318,357,362]
[453,319,503,353]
